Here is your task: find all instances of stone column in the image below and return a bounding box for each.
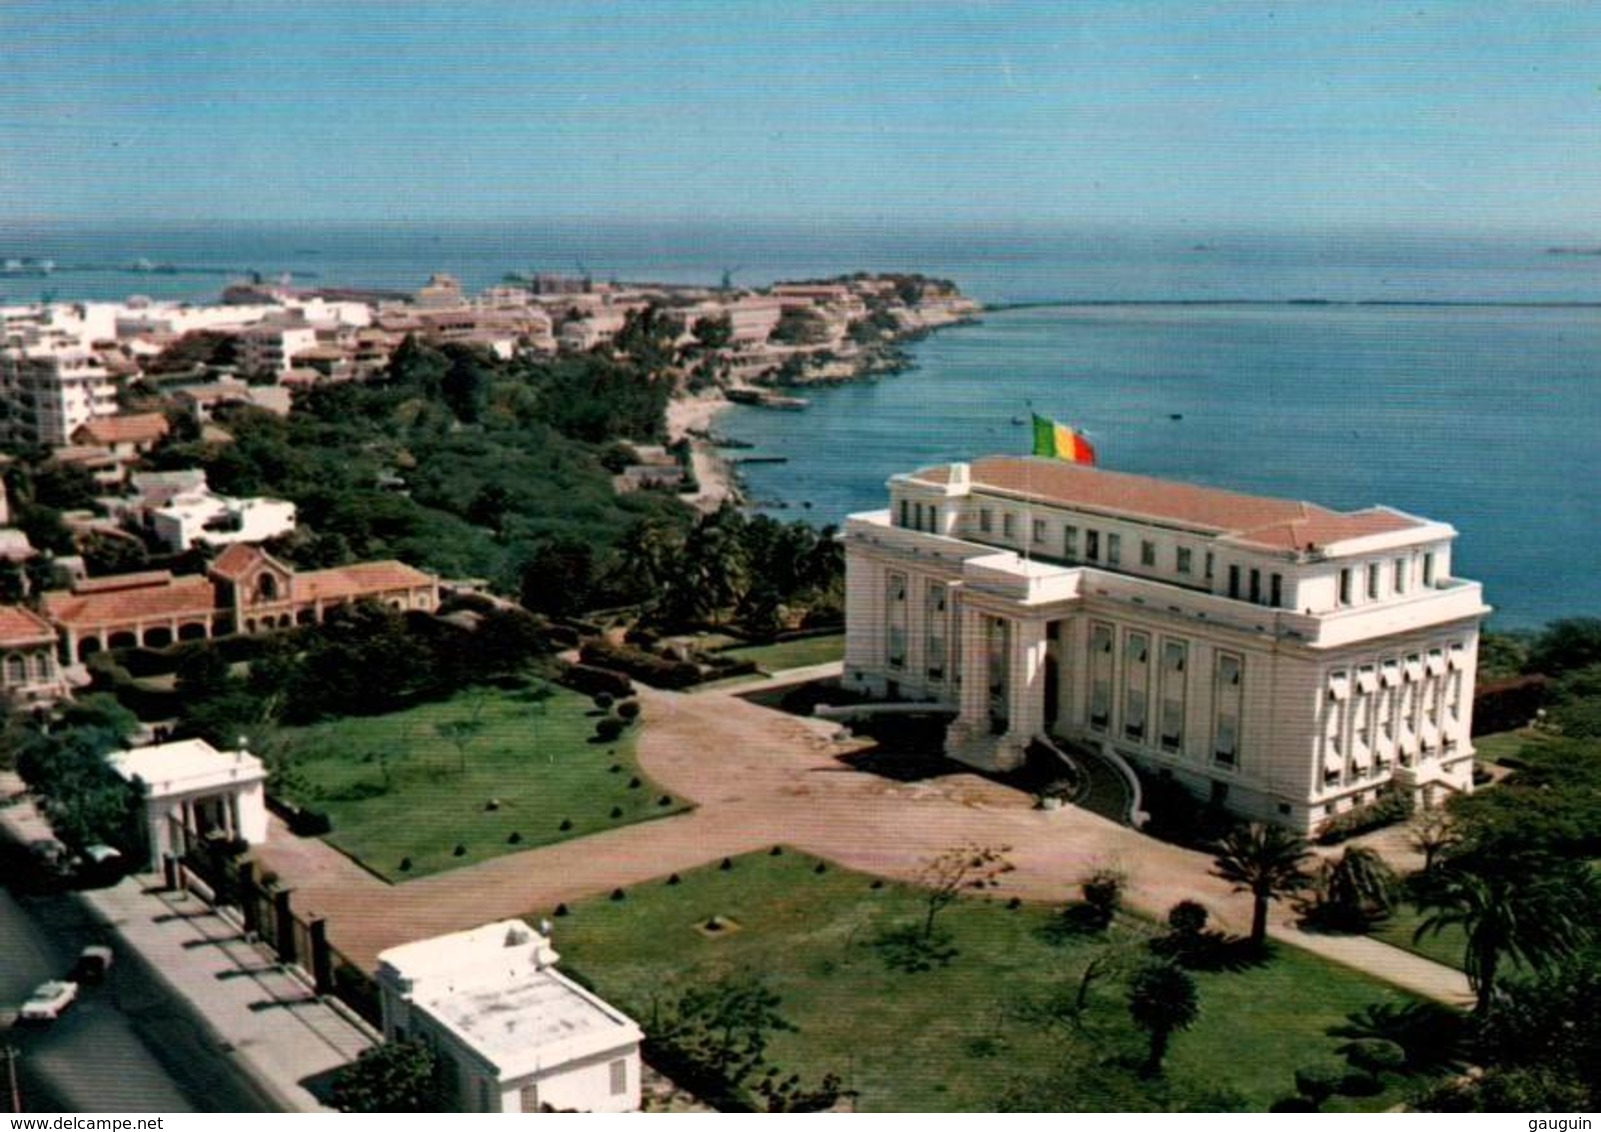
[945,606,995,767]
[997,618,1049,768]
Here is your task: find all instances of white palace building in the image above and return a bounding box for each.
[842,457,1489,832]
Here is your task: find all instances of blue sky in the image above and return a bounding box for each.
[4,1,1599,232]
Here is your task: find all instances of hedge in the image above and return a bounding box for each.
[1314,786,1414,846]
[579,641,703,690]
[557,662,635,700]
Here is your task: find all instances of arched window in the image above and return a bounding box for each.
[255,572,278,602]
[5,654,25,684]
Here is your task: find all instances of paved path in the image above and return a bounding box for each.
[81,880,375,1112]
[258,677,1472,1008]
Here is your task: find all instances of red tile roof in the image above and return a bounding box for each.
[907,457,1426,552]
[296,561,435,604]
[72,413,169,447]
[209,543,278,581]
[0,605,57,647]
[43,575,219,628]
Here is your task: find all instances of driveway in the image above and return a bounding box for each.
[258,674,1472,1007]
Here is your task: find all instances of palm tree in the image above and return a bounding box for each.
[1126,962,1200,1075]
[1413,858,1595,1015]
[1211,822,1313,950]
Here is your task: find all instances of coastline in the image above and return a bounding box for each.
[666,390,740,514]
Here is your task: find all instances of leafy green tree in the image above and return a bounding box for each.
[651,976,795,1096]
[917,842,1014,940]
[1126,962,1200,1075]
[1413,856,1596,1014]
[1210,823,1313,950]
[1525,617,1601,677]
[519,537,596,618]
[1305,846,1400,932]
[694,312,733,351]
[330,1039,441,1113]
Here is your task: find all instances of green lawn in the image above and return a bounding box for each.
[273,686,689,881]
[546,851,1440,1112]
[721,634,845,673]
[1472,728,1552,765]
[1371,903,1465,971]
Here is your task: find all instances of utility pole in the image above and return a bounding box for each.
[5,1043,22,1113]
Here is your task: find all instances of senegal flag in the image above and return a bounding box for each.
[1031,414,1097,465]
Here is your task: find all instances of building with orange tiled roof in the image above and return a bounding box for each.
[844,456,1490,833]
[0,604,67,704]
[40,547,438,664]
[71,411,169,453]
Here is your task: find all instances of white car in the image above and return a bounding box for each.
[19,980,78,1021]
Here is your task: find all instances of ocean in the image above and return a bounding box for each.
[5,220,1598,628]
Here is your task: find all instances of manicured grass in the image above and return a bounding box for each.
[274,685,689,881]
[722,634,845,673]
[1472,728,1552,766]
[546,851,1438,1112]
[1371,904,1464,971]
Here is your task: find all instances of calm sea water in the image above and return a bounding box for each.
[6,221,1599,628]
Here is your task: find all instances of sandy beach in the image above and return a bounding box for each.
[666,390,740,513]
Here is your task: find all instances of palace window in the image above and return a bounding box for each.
[1249,568,1262,605]
[1393,557,1408,594]
[1002,513,1015,540]
[1107,533,1122,566]
[1160,639,1187,752]
[1063,525,1079,561]
[1124,631,1150,742]
[885,572,907,669]
[1086,530,1100,561]
[898,500,909,527]
[1176,547,1193,575]
[1270,573,1283,608]
[925,586,947,680]
[1228,564,1241,600]
[1088,623,1114,731]
[1032,517,1047,544]
[610,1059,629,1097]
[1204,551,1215,581]
[979,508,993,534]
[1338,568,1352,606]
[1423,551,1436,586]
[1367,562,1381,600]
[1140,540,1157,567]
[1213,652,1243,767]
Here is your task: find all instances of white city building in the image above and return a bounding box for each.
[843,457,1489,832]
[0,345,121,446]
[108,739,269,869]
[376,920,642,1113]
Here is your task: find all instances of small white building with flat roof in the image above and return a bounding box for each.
[108,738,267,868]
[375,920,642,1113]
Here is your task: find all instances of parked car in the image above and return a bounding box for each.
[71,945,114,984]
[19,980,78,1021]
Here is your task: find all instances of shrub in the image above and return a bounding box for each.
[658,795,673,806]
[593,692,615,711]
[558,662,634,700]
[1166,900,1209,936]
[453,844,467,857]
[720,857,734,871]
[1339,1039,1406,1075]
[507,831,522,844]
[1315,787,1414,845]
[580,640,702,689]
[554,902,569,916]
[610,887,625,901]
[628,776,641,789]
[1293,1064,1346,1106]
[595,716,626,742]
[1270,1097,1319,1113]
[617,700,641,722]
[667,873,681,886]
[1337,1069,1382,1097]
[559,818,572,831]
[609,805,623,818]
[398,857,412,872]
